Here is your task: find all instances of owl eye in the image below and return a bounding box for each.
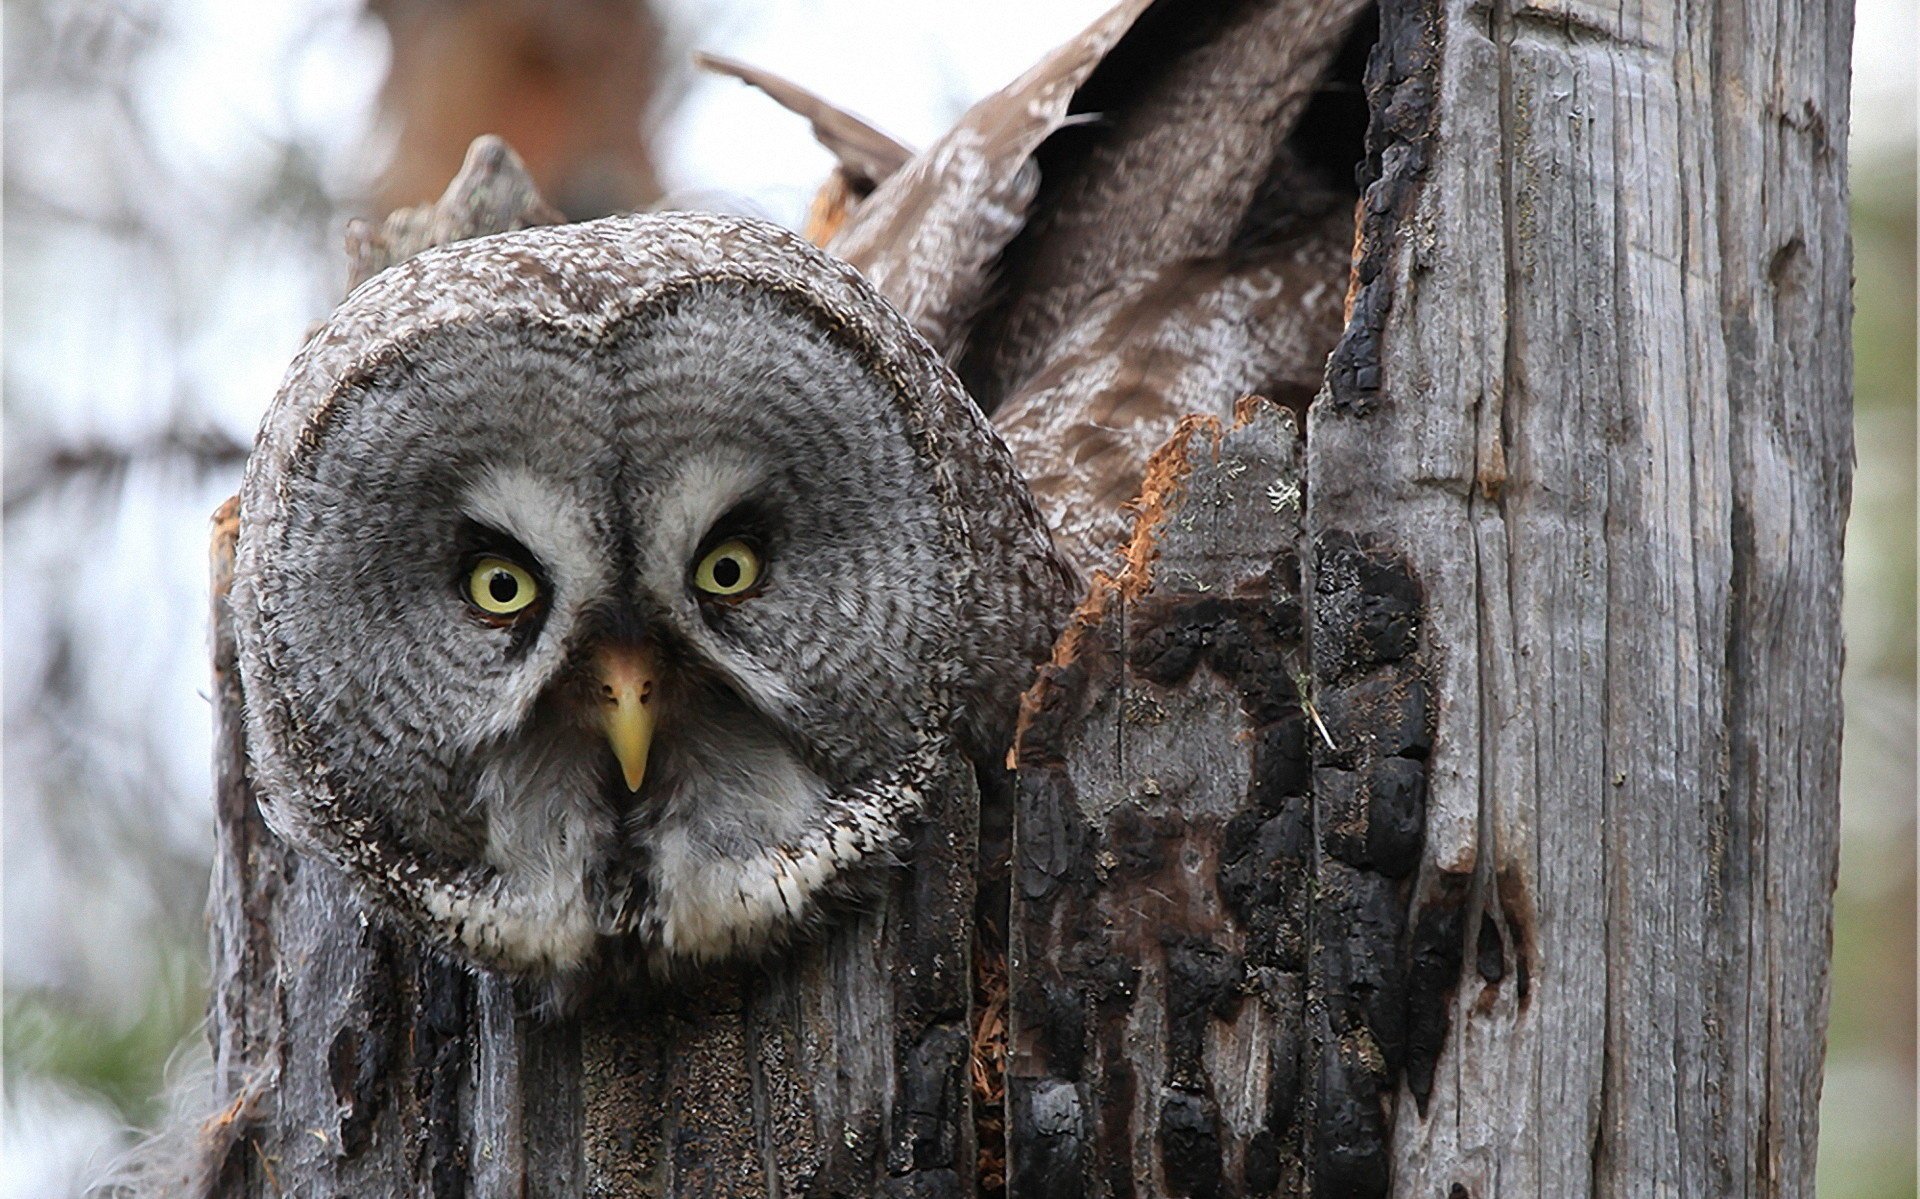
[692,538,762,598]
[466,556,541,618]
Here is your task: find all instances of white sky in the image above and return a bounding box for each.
[1851,0,1918,158]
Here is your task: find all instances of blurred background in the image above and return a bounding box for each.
[2,0,1913,1194]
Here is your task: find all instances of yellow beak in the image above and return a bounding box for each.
[595,644,657,793]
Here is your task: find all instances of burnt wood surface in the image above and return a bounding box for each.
[1006,402,1435,1198]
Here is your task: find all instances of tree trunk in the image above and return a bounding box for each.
[202,0,1851,1188]
[1313,0,1851,1189]
[1005,0,1851,1190]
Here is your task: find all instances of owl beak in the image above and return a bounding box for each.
[595,644,657,793]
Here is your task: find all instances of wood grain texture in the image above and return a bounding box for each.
[1305,0,1853,1192]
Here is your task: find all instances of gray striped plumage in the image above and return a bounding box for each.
[233,213,1072,980]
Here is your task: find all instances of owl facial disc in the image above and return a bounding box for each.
[231,211,1074,982]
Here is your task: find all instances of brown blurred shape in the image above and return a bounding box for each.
[369,0,665,219]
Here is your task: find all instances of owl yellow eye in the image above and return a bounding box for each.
[693,538,762,597]
[466,557,540,617]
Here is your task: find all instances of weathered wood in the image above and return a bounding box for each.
[1004,0,1850,1189]
[1010,405,1315,1197]
[1304,0,1852,1192]
[344,136,564,292]
[203,0,1853,1189]
[693,52,917,245]
[207,137,980,1199]
[692,53,913,195]
[1007,401,1437,1198]
[824,0,1368,572]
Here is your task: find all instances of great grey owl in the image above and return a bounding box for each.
[231,0,1360,988]
[231,213,1075,980]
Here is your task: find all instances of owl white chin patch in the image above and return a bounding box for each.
[425,878,601,976]
[642,780,915,968]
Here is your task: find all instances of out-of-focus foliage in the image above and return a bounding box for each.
[4,2,377,1182]
[2,951,205,1129]
[1817,147,1918,1199]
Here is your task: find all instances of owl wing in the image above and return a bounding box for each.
[693,53,915,243]
[809,0,1370,571]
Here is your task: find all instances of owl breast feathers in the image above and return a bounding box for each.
[232,213,1074,980]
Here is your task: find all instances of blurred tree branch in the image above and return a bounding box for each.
[3,427,251,518]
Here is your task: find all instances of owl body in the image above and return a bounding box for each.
[233,214,1073,980]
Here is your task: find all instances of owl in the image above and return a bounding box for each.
[231,214,1074,981]
[231,0,1359,987]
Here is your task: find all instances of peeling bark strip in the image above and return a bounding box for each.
[1006,402,1437,1198]
[206,140,979,1199]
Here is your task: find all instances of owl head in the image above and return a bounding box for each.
[231,213,1072,980]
